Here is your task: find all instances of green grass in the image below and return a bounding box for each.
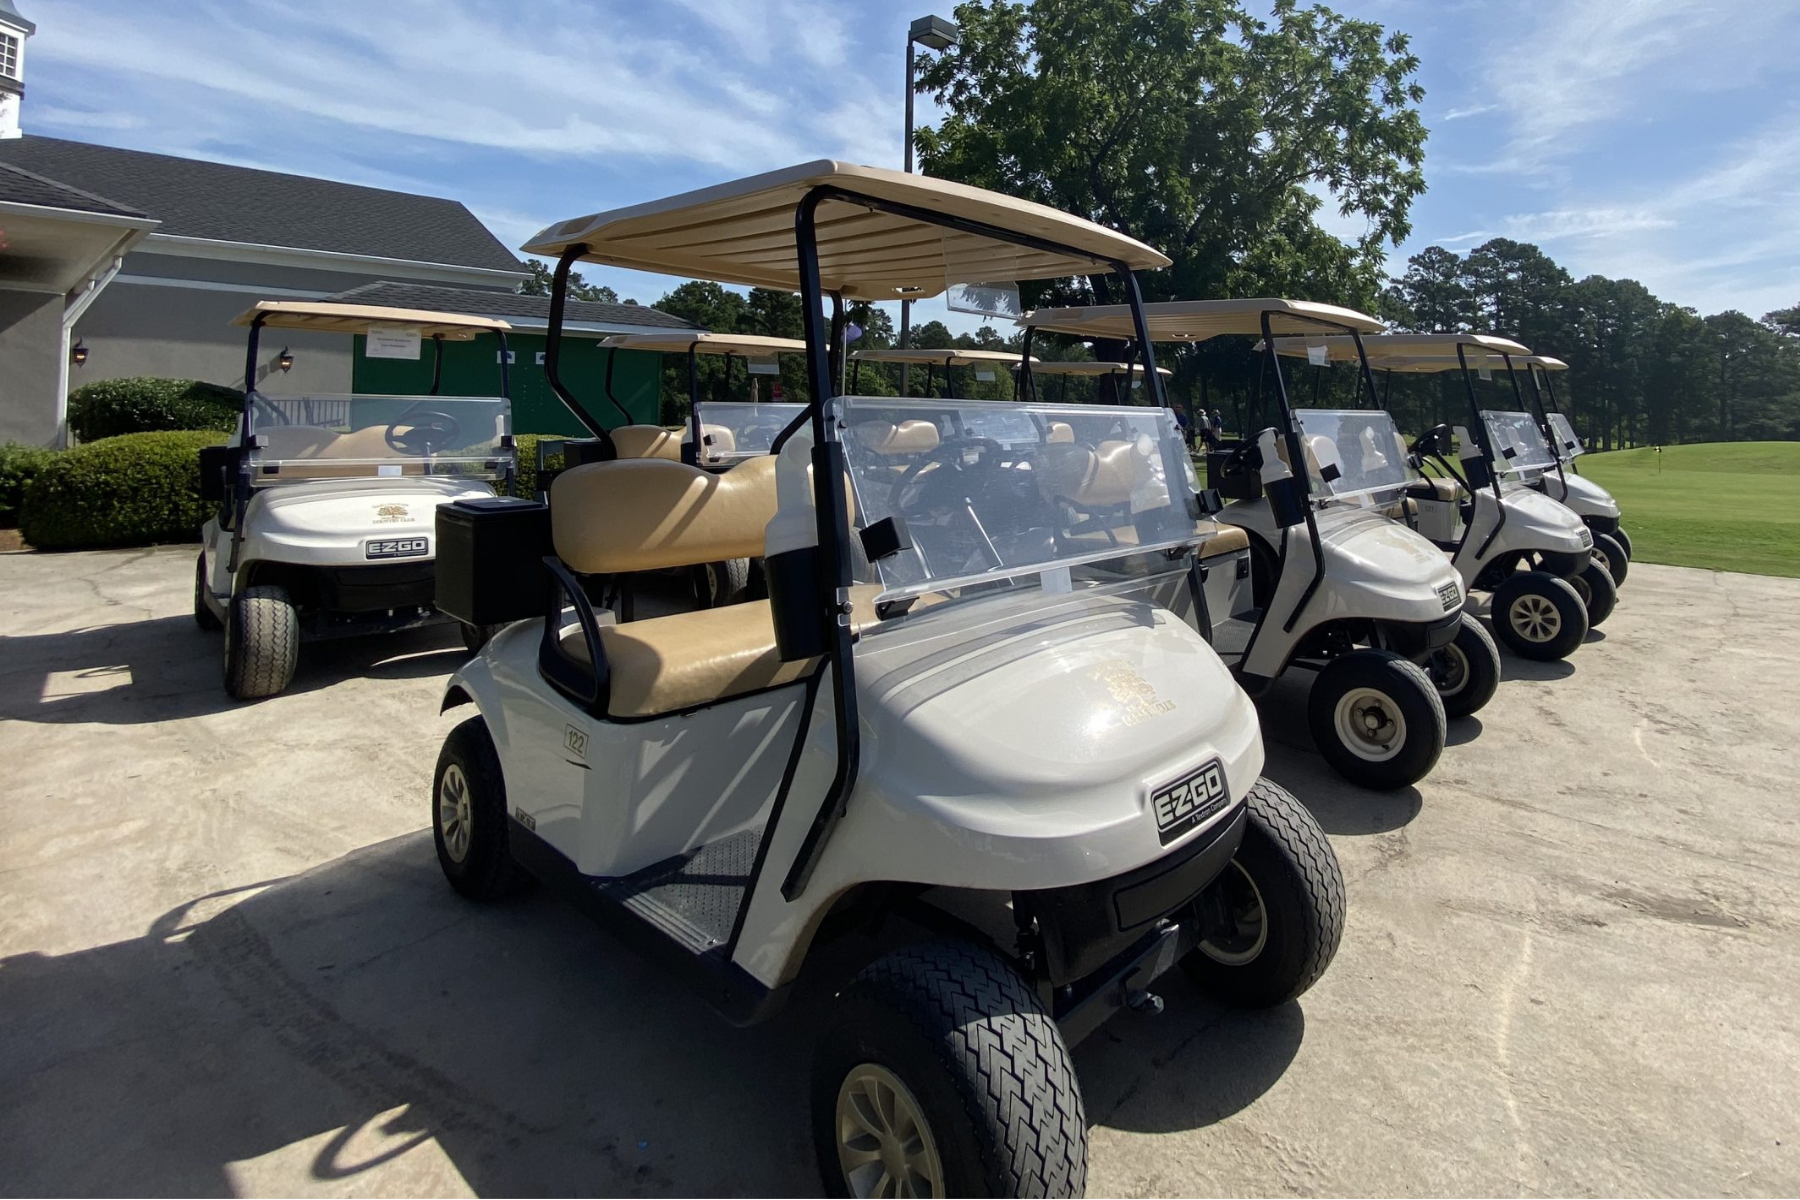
[1579,442,1800,578]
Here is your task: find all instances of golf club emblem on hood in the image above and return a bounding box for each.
[1092,659,1177,726]
[374,503,413,523]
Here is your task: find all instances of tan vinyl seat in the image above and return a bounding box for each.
[611,424,683,461]
[853,419,940,456]
[558,586,882,718]
[551,454,869,718]
[1412,475,1462,502]
[1039,439,1137,508]
[1197,523,1250,559]
[1046,421,1075,444]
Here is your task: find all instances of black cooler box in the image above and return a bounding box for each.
[435,496,553,625]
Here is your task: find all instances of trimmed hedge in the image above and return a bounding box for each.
[509,433,567,500]
[21,431,227,551]
[0,441,56,528]
[68,377,242,442]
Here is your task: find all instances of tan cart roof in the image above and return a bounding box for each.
[1018,298,1383,341]
[521,160,1170,301]
[1352,351,1566,374]
[231,300,511,339]
[599,331,807,356]
[1025,360,1172,377]
[1267,332,1531,363]
[851,347,1035,366]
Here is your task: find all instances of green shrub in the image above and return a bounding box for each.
[509,433,568,499]
[21,431,227,551]
[0,441,56,528]
[68,377,242,442]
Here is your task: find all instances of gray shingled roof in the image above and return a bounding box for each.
[328,281,697,331]
[0,136,521,272]
[0,159,148,218]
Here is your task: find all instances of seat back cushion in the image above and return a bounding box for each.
[853,419,940,456]
[1046,421,1075,444]
[553,454,780,574]
[1197,522,1250,559]
[612,425,682,461]
[1039,439,1137,508]
[254,424,424,475]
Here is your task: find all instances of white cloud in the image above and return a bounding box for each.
[1441,103,1496,121]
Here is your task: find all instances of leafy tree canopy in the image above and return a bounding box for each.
[517,257,623,304]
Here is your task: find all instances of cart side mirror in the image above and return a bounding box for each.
[1195,487,1224,515]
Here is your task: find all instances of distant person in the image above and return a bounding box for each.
[1209,408,1224,445]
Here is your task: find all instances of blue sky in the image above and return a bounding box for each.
[21,0,1800,331]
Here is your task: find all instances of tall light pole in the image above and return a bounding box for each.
[900,13,958,396]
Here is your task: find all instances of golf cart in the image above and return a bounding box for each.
[1280,334,1607,661]
[849,345,1033,398]
[431,161,1345,1197]
[1016,359,1173,405]
[1019,299,1488,790]
[196,301,515,699]
[1516,354,1630,585]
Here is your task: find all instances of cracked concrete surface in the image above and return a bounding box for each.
[1,546,1796,1196]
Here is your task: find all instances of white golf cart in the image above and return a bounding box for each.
[1018,300,1489,790]
[1516,354,1630,585]
[1285,334,1606,661]
[195,301,515,699]
[431,161,1345,1198]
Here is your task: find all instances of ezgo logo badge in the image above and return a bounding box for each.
[1151,759,1229,845]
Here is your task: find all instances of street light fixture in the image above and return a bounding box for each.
[277,347,295,373]
[900,13,958,395]
[70,339,88,367]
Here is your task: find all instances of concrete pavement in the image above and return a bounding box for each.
[1,546,1795,1196]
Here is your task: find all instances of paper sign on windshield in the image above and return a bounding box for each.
[746,358,781,376]
[1307,343,1329,367]
[366,328,423,360]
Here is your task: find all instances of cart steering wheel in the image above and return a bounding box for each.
[384,409,463,454]
[891,436,1006,517]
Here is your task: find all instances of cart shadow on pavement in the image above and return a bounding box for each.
[0,831,1310,1197]
[1499,654,1577,683]
[1249,674,1424,836]
[0,616,468,725]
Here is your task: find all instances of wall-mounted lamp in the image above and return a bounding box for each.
[70,339,88,367]
[276,347,295,373]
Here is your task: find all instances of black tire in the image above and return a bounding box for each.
[693,557,752,609]
[812,941,1085,1198]
[1181,778,1345,1008]
[193,551,222,631]
[1489,570,1587,661]
[459,621,501,654]
[222,584,298,699]
[1613,526,1634,560]
[433,716,533,901]
[1306,649,1446,789]
[1591,532,1628,587]
[1568,560,1617,628]
[1427,611,1501,719]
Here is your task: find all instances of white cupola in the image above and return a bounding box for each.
[0,0,34,139]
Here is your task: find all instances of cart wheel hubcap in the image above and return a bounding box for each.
[1332,686,1407,762]
[439,764,472,863]
[1509,593,1562,643]
[1198,860,1268,966]
[1571,573,1591,606]
[1592,547,1611,574]
[836,1064,944,1199]
[1431,643,1469,696]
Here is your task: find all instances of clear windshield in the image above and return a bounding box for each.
[1291,409,1412,500]
[1547,412,1585,460]
[688,401,807,464]
[1481,409,1557,476]
[245,394,511,481]
[840,397,1202,602]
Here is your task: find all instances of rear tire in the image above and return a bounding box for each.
[694,557,751,609]
[1490,571,1587,661]
[193,551,222,631]
[1613,526,1634,560]
[1306,649,1446,789]
[1427,612,1501,718]
[812,941,1086,1198]
[1592,532,1628,586]
[459,621,501,654]
[222,584,298,699]
[1568,561,1617,628]
[433,716,532,901]
[1181,779,1345,1008]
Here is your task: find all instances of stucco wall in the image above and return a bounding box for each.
[0,289,64,445]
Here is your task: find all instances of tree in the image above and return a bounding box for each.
[1387,245,1473,332]
[1462,239,1572,353]
[516,257,623,304]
